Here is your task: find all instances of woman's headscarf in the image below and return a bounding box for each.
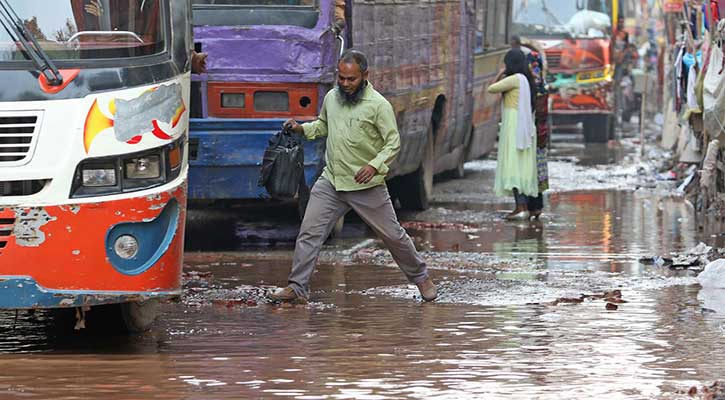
[504,49,536,109]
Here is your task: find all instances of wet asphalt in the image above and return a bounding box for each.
[1,122,724,399]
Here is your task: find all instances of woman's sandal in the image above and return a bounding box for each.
[505,210,530,221]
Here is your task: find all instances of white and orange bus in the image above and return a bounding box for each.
[0,0,191,331]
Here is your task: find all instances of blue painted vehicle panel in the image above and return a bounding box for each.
[188,118,325,200]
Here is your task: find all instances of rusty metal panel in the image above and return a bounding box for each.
[351,0,473,176]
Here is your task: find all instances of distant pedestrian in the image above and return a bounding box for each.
[270,49,437,304]
[488,48,539,220]
[511,35,550,220]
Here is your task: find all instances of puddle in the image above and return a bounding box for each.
[2,126,724,399]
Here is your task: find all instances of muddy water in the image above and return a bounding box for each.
[406,190,698,273]
[2,143,725,398]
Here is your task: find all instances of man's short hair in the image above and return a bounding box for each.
[339,49,369,73]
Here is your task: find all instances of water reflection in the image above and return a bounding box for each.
[407,191,697,274]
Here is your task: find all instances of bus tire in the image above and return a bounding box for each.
[120,299,160,333]
[398,129,434,211]
[452,127,473,179]
[582,114,613,143]
[453,155,465,179]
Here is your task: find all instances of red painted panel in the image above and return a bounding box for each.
[0,185,187,293]
[207,82,319,119]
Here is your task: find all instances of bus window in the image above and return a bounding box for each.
[192,1,317,6]
[0,0,165,61]
[485,1,495,50]
[495,1,510,46]
[192,0,320,28]
[474,0,485,53]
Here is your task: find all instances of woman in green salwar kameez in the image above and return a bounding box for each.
[487,49,539,220]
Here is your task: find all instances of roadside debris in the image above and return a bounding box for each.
[534,290,627,309]
[211,298,258,307]
[682,381,725,399]
[640,242,721,270]
[183,282,270,308]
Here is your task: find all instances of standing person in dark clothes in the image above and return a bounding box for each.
[488,49,538,220]
[269,49,437,304]
[511,35,549,220]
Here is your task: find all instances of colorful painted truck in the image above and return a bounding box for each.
[512,0,620,142]
[189,0,512,210]
[0,0,191,332]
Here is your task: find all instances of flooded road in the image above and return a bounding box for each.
[2,133,724,399]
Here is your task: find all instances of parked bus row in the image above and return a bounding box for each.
[188,0,515,212]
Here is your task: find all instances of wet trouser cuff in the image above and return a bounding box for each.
[409,270,429,285]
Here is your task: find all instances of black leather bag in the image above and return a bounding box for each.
[258,130,306,199]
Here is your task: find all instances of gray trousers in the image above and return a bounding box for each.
[288,177,428,298]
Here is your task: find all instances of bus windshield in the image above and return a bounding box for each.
[512,0,611,39]
[0,0,165,61]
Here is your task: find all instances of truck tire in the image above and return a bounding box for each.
[582,115,613,143]
[120,299,159,333]
[398,129,434,210]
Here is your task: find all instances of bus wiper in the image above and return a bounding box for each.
[0,0,63,86]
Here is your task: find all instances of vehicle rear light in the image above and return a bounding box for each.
[254,91,289,112]
[221,93,245,108]
[207,82,319,118]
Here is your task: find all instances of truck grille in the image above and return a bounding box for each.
[0,179,48,197]
[0,112,42,165]
[546,50,562,69]
[0,213,13,250]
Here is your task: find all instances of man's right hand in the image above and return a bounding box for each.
[283,119,304,135]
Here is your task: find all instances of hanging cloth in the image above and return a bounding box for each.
[515,74,535,151]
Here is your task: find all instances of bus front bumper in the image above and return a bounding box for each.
[0,185,186,309]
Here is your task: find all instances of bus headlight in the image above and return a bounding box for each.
[113,234,139,259]
[125,155,161,179]
[71,135,185,198]
[81,166,117,187]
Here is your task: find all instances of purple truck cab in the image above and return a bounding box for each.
[188,0,340,200]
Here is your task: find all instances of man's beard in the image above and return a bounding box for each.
[337,81,367,105]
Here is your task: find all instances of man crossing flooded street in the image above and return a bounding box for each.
[269,50,437,304]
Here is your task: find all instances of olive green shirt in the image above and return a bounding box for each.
[302,83,400,192]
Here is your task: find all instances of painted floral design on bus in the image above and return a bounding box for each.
[83,82,187,153]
